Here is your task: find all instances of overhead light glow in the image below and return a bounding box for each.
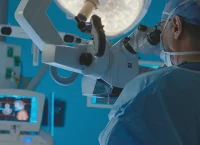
[55,0,151,38]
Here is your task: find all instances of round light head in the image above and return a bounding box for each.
[55,0,151,39]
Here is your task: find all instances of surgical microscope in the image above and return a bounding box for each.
[15,0,161,97]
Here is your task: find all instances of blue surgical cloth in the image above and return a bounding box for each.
[162,0,200,25]
[99,65,200,145]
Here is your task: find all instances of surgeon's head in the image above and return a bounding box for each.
[159,0,200,65]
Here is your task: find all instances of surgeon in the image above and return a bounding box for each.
[99,0,200,145]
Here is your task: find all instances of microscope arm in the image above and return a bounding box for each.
[0,24,91,44]
[15,0,110,77]
[15,0,65,49]
[15,0,161,97]
[15,0,95,85]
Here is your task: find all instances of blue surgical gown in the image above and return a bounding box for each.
[99,64,200,145]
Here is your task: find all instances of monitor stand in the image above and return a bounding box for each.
[0,125,53,145]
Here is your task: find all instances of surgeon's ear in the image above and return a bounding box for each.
[171,16,183,39]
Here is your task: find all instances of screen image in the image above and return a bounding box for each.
[0,95,38,123]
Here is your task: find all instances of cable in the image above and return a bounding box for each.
[50,66,78,86]
[26,64,49,90]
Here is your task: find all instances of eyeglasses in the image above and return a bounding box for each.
[155,21,166,31]
[155,19,171,31]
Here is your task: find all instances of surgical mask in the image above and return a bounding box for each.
[160,0,200,66]
[160,34,173,66]
[160,33,200,66]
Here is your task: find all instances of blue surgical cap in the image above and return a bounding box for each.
[162,0,200,25]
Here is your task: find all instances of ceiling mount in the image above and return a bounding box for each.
[54,0,152,39]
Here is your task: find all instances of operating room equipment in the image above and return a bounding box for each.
[0,0,7,42]
[0,24,91,86]
[0,24,91,44]
[15,0,161,97]
[0,24,162,95]
[0,41,48,90]
[0,24,91,67]
[54,0,152,39]
[0,89,53,145]
[0,42,21,89]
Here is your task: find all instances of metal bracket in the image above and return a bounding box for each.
[15,0,65,50]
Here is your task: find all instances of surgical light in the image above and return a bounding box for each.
[54,0,151,38]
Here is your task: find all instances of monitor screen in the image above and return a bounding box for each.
[0,94,38,123]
